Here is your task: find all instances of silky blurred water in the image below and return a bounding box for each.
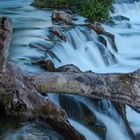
[1,0,140,140]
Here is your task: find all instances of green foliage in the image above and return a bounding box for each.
[76,0,113,21]
[32,0,113,21]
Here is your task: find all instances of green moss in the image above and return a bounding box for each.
[32,0,113,21]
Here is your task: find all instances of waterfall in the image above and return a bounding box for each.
[70,119,100,140]
[53,27,118,73]
[74,96,130,140]
[1,0,140,139]
[51,1,140,139]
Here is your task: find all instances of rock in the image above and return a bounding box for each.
[59,95,96,125]
[49,27,66,42]
[89,123,107,140]
[32,60,57,72]
[57,64,81,72]
[29,43,61,63]
[90,23,114,40]
[32,60,81,73]
[136,133,140,140]
[52,10,73,25]
[98,35,107,46]
[89,23,117,51]
[59,95,107,139]
[111,15,130,22]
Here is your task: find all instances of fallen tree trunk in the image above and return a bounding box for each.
[31,71,140,113]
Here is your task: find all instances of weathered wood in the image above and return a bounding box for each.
[0,17,12,72]
[31,70,140,113]
[0,17,86,140]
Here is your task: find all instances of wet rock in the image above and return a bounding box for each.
[88,123,107,140]
[32,60,81,73]
[90,23,114,40]
[29,43,61,63]
[89,23,117,51]
[59,95,96,125]
[57,64,81,72]
[111,15,130,22]
[29,43,52,51]
[98,35,107,46]
[32,60,57,72]
[136,133,140,140]
[59,95,106,139]
[52,10,73,25]
[49,27,66,42]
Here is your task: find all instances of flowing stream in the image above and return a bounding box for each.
[0,0,140,139]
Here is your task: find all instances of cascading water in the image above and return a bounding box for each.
[1,0,140,139]
[53,27,116,73]
[52,1,140,139]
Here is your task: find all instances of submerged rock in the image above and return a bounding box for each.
[52,10,73,25]
[59,95,96,125]
[111,15,130,22]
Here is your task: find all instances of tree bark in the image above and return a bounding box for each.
[0,17,86,140]
[31,71,140,113]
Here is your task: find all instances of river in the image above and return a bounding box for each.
[0,0,140,140]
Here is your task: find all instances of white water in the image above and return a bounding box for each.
[70,119,100,140]
[53,1,140,139]
[71,96,129,140]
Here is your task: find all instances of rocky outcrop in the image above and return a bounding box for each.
[52,10,73,25]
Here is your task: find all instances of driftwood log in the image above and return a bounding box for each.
[0,17,85,140]
[0,17,139,139]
